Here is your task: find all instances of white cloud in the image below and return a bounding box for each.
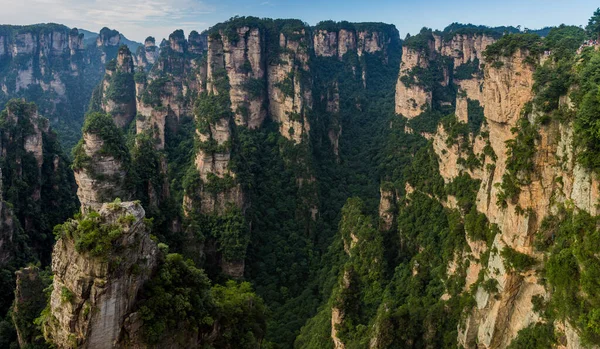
[0,0,215,42]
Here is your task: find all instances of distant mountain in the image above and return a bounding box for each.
[78,28,142,51]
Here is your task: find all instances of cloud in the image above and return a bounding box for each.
[0,0,215,41]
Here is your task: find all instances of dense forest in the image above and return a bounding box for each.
[0,7,600,349]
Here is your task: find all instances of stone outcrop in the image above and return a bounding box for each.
[207,26,267,129]
[395,46,432,118]
[44,201,158,349]
[134,36,159,71]
[12,267,48,348]
[378,186,396,230]
[267,30,312,143]
[101,45,136,128]
[0,168,20,266]
[73,132,130,213]
[313,26,393,60]
[421,42,600,347]
[434,34,495,67]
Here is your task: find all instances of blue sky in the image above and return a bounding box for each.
[0,0,598,42]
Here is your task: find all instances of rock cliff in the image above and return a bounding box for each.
[100,45,136,128]
[43,201,158,349]
[394,45,433,118]
[73,113,131,212]
[417,31,599,348]
[0,24,133,150]
[267,29,313,143]
[207,26,266,128]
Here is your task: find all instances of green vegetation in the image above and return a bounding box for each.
[484,33,542,65]
[467,99,485,133]
[0,99,78,262]
[535,205,600,345]
[506,322,556,348]
[137,253,267,347]
[500,246,537,272]
[435,22,519,42]
[586,8,600,40]
[52,200,140,259]
[141,77,170,107]
[496,116,540,207]
[211,281,268,348]
[445,173,480,212]
[572,46,600,172]
[137,253,214,344]
[403,27,434,53]
[72,112,130,171]
[454,59,482,80]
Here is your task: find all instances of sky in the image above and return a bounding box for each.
[0,0,598,42]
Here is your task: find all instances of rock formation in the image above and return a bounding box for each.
[0,24,130,150]
[73,113,131,212]
[395,45,433,118]
[12,267,48,348]
[135,37,159,71]
[207,26,267,129]
[100,45,136,128]
[44,201,158,349]
[267,29,313,143]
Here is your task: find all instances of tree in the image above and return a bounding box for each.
[586,8,600,40]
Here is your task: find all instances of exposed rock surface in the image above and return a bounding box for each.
[267,30,312,143]
[101,46,136,128]
[378,187,396,230]
[44,202,158,349]
[395,46,432,118]
[12,267,47,348]
[418,39,598,347]
[74,133,129,212]
[208,26,267,128]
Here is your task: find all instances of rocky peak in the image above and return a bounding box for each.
[188,30,207,54]
[115,45,134,74]
[43,201,158,349]
[207,25,267,128]
[169,29,187,53]
[395,44,433,118]
[96,27,121,47]
[12,267,48,348]
[68,28,84,54]
[144,36,155,48]
[73,113,132,212]
[434,33,496,67]
[4,100,46,169]
[100,45,136,128]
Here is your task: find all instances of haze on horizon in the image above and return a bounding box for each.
[0,0,597,43]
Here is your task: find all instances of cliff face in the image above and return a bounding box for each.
[0,176,20,266]
[73,113,131,212]
[421,34,599,346]
[313,26,393,60]
[267,29,313,143]
[207,27,267,129]
[394,45,432,118]
[0,99,78,260]
[0,24,131,150]
[44,201,158,349]
[100,46,136,128]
